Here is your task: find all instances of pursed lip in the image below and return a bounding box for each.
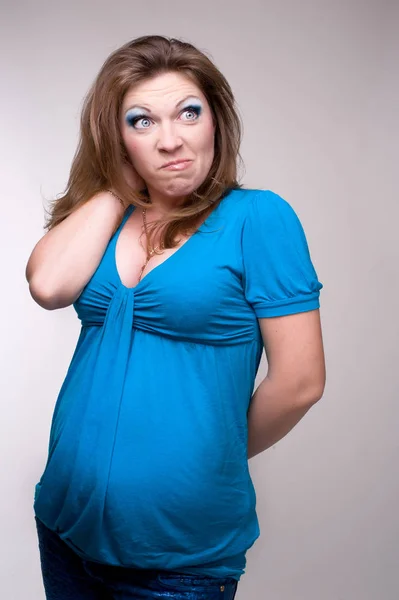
[160,159,193,169]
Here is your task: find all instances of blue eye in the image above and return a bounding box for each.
[125,104,202,130]
[126,113,152,130]
[181,105,202,121]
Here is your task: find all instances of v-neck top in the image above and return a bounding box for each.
[33,187,323,581]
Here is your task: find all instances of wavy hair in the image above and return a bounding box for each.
[43,35,244,249]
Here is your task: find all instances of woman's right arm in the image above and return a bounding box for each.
[25,191,126,311]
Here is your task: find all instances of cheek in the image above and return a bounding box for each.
[194,123,215,156]
[202,128,216,163]
[124,139,150,170]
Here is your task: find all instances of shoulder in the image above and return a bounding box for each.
[230,187,295,211]
[252,188,296,213]
[232,187,302,231]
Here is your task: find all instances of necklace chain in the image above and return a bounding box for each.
[138,207,165,282]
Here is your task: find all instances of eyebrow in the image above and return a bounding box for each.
[124,94,202,114]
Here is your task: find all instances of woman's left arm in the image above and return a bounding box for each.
[247,308,326,459]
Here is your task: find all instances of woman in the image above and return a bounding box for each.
[26,35,326,599]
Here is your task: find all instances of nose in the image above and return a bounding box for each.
[157,123,183,152]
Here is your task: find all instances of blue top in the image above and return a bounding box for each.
[33,188,323,581]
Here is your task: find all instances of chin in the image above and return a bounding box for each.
[156,178,206,199]
[164,185,196,197]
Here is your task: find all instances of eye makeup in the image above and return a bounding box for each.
[125,109,151,129]
[124,97,203,129]
[179,104,202,123]
[179,96,203,111]
[181,102,202,117]
[176,96,203,120]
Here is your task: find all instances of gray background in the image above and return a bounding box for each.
[1,0,398,598]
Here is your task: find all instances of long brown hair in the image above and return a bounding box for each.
[43,35,244,249]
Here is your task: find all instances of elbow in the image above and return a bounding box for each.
[28,279,59,310]
[263,372,326,408]
[298,377,326,406]
[298,358,327,406]
[28,277,70,310]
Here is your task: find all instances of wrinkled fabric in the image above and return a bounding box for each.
[35,516,239,599]
[33,188,323,581]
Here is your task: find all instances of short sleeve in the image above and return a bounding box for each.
[241,190,323,318]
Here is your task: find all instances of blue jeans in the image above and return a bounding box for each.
[35,517,239,599]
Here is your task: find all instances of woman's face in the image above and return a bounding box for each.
[120,71,216,205]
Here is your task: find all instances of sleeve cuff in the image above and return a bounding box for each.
[254,295,320,318]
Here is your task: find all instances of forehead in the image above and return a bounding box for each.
[122,71,206,110]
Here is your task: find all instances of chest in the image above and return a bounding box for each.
[74,203,260,345]
[115,209,196,289]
